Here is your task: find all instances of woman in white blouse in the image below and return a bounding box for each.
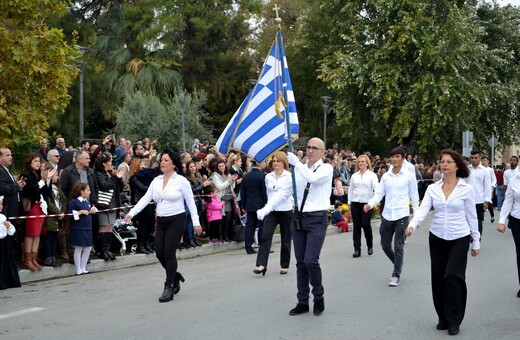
[125,150,201,303]
[348,155,379,258]
[406,149,480,336]
[497,170,520,298]
[255,151,294,275]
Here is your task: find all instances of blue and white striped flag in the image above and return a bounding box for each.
[215,30,299,163]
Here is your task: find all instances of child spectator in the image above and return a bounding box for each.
[205,185,224,244]
[67,182,97,275]
[331,201,349,233]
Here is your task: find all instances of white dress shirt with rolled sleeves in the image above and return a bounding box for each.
[366,168,419,221]
[466,164,491,204]
[409,179,480,250]
[259,170,294,215]
[288,153,334,212]
[499,171,520,224]
[348,170,379,205]
[129,173,200,226]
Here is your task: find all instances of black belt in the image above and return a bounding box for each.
[301,210,327,218]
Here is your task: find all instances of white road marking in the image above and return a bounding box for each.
[0,307,45,320]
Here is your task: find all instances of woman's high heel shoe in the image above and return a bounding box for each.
[159,282,174,303]
[173,272,185,295]
[253,266,267,276]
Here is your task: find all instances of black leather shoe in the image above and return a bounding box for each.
[517,289,520,298]
[136,246,151,254]
[313,299,325,316]
[367,247,373,255]
[353,250,361,258]
[436,322,448,330]
[246,249,257,254]
[159,283,174,303]
[448,325,459,335]
[289,303,309,316]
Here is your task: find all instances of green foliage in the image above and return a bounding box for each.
[294,0,519,156]
[114,91,213,151]
[0,0,79,146]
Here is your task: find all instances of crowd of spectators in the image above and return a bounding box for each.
[0,134,517,291]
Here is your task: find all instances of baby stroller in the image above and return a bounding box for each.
[112,208,138,256]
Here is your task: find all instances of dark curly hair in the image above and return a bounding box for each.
[160,149,184,176]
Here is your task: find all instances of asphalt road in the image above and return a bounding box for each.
[1,213,519,340]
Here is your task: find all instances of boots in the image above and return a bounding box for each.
[159,282,174,303]
[136,242,151,254]
[102,233,116,261]
[23,252,38,271]
[173,272,185,295]
[31,251,43,270]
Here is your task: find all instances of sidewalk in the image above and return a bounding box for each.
[20,221,380,284]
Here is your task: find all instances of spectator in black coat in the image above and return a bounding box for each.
[240,159,267,254]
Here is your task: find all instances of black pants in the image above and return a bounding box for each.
[156,213,186,285]
[509,216,520,287]
[135,204,155,246]
[245,212,263,253]
[256,210,292,268]
[475,203,484,237]
[429,232,470,327]
[41,231,58,259]
[351,202,373,252]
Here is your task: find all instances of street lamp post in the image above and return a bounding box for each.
[320,96,332,149]
[79,61,86,141]
[179,92,186,152]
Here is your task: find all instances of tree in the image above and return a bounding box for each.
[0,0,79,146]
[114,91,213,151]
[95,1,183,120]
[297,0,519,156]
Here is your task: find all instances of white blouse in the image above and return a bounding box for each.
[499,171,520,224]
[348,170,379,205]
[409,178,480,250]
[129,173,199,226]
[262,170,294,214]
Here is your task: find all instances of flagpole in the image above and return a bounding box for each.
[274,7,300,212]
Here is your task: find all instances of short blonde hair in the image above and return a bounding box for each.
[270,151,289,170]
[355,154,373,172]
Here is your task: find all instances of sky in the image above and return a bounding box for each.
[496,0,520,6]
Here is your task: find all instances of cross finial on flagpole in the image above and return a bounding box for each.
[273,4,282,25]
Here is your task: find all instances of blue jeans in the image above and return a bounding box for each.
[496,186,503,210]
[379,216,408,279]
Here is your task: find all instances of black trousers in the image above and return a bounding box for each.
[508,216,520,286]
[256,210,292,268]
[475,203,484,237]
[245,212,263,253]
[429,232,470,327]
[135,204,155,245]
[350,202,373,251]
[156,213,186,285]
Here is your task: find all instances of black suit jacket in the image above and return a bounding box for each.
[240,168,267,212]
[0,166,21,218]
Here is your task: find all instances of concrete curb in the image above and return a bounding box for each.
[20,220,381,284]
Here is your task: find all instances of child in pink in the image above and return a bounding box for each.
[205,186,224,244]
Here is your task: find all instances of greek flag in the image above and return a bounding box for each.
[215,30,299,163]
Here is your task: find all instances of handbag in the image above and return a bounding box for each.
[96,189,114,209]
[22,198,32,212]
